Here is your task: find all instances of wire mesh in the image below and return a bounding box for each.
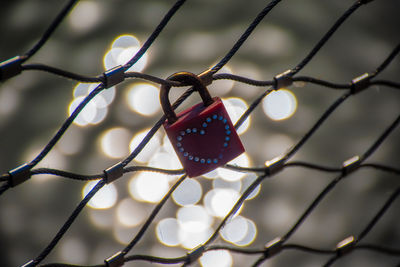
[0,0,399,266]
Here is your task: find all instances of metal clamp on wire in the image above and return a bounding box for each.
[0,56,23,81]
[273,70,293,90]
[185,246,205,265]
[264,237,283,258]
[198,69,214,86]
[351,73,370,94]
[103,65,125,88]
[265,156,285,176]
[342,155,361,175]
[8,163,31,187]
[105,251,125,267]
[104,162,124,184]
[335,236,356,256]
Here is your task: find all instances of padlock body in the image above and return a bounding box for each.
[163,97,245,177]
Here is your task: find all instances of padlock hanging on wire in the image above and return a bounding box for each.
[160,71,245,177]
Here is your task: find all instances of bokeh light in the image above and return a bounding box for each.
[212,178,241,192]
[235,218,257,246]
[241,173,261,200]
[4,2,397,267]
[100,127,131,158]
[116,198,147,227]
[222,97,250,134]
[69,83,115,127]
[68,96,98,126]
[68,1,102,33]
[204,188,241,218]
[156,218,181,247]
[148,150,183,173]
[199,250,232,267]
[262,89,297,121]
[217,153,250,181]
[128,172,169,203]
[82,181,118,209]
[201,169,219,180]
[220,215,248,243]
[103,34,148,72]
[129,128,162,163]
[177,205,213,232]
[179,226,213,250]
[208,66,234,95]
[172,178,202,206]
[126,83,161,116]
[221,216,257,246]
[58,237,88,265]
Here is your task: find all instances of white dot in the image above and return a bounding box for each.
[179,226,213,250]
[220,215,248,243]
[235,218,257,246]
[204,189,241,218]
[129,128,162,163]
[177,205,213,232]
[73,83,91,98]
[82,181,118,209]
[202,169,219,179]
[68,1,102,33]
[112,34,140,49]
[94,87,115,108]
[126,83,160,116]
[129,172,169,203]
[59,237,88,264]
[100,127,131,158]
[222,97,250,135]
[148,150,183,172]
[262,89,297,121]
[156,218,181,247]
[212,178,241,192]
[208,66,234,95]
[217,153,250,182]
[116,198,147,227]
[172,179,202,206]
[90,106,107,125]
[104,34,148,72]
[199,250,232,267]
[68,96,97,126]
[241,173,261,200]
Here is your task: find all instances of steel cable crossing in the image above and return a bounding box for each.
[0,0,399,266]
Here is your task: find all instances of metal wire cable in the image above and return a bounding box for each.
[121,175,187,255]
[211,0,282,73]
[23,0,79,60]
[249,113,400,267]
[0,0,399,266]
[32,180,106,266]
[122,0,187,71]
[289,0,367,76]
[322,186,400,267]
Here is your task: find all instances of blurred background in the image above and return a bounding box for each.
[0,0,399,266]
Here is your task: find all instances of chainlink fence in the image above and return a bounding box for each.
[0,0,399,266]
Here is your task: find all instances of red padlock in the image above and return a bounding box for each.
[160,72,245,177]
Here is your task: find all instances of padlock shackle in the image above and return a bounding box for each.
[160,72,214,124]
